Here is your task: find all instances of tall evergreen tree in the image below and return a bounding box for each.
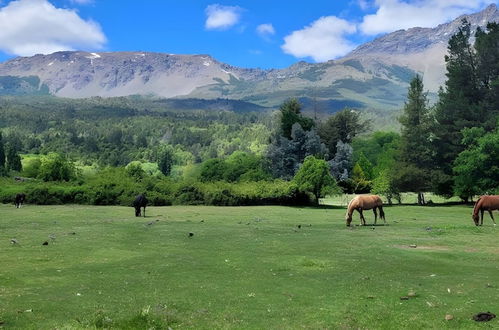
[6,145,22,172]
[475,22,499,118]
[433,20,482,193]
[318,108,368,156]
[0,131,5,175]
[279,99,314,139]
[432,19,499,196]
[395,75,432,204]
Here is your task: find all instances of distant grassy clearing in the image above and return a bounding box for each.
[1,204,498,329]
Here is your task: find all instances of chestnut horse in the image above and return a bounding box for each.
[472,195,499,226]
[346,195,386,226]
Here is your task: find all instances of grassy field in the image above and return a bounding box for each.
[1,203,498,329]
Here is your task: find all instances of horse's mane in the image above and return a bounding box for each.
[346,197,357,216]
[473,196,482,216]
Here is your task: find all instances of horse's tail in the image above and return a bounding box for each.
[379,206,385,220]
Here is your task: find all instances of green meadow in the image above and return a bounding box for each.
[1,204,498,329]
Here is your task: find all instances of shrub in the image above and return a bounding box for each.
[38,153,77,182]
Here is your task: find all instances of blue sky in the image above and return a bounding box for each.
[0,0,496,68]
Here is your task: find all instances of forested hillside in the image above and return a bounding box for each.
[0,20,497,206]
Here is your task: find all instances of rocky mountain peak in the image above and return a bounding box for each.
[349,3,498,56]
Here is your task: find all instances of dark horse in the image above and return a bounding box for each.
[472,195,499,226]
[133,194,148,217]
[15,193,26,208]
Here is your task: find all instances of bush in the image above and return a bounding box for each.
[38,153,77,182]
[0,168,313,206]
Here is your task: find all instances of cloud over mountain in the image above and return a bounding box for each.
[281,16,357,62]
[360,0,498,35]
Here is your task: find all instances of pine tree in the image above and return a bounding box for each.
[475,22,499,119]
[158,146,175,176]
[432,19,499,196]
[6,145,22,172]
[0,131,5,175]
[395,75,432,204]
[433,20,482,191]
[279,99,314,139]
[318,109,368,156]
[357,152,374,180]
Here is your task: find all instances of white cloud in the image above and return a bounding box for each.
[360,0,498,35]
[205,4,242,30]
[357,0,371,10]
[281,16,357,62]
[0,0,106,56]
[70,0,94,4]
[256,23,275,38]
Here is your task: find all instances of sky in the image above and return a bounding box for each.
[0,0,496,68]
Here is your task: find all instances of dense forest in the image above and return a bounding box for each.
[0,20,497,206]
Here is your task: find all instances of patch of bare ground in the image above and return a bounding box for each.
[393,245,450,251]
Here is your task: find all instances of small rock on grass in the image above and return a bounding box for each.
[445,314,454,321]
[400,296,410,300]
[409,244,417,248]
[42,241,49,246]
[408,291,417,297]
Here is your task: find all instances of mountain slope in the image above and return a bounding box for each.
[0,4,496,111]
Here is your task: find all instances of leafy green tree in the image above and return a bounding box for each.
[199,158,226,182]
[396,75,432,204]
[351,162,371,193]
[279,99,314,139]
[157,146,175,176]
[6,145,22,172]
[293,156,339,205]
[318,108,369,156]
[125,162,146,181]
[38,153,76,181]
[453,129,499,201]
[392,164,429,204]
[372,169,400,205]
[224,151,270,182]
[356,152,374,180]
[22,157,41,178]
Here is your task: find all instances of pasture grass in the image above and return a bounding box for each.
[1,204,498,329]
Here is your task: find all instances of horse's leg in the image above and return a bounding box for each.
[359,209,366,226]
[481,209,484,226]
[143,206,146,218]
[373,208,378,225]
[488,210,496,225]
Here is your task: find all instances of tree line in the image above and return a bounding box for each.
[0,20,497,206]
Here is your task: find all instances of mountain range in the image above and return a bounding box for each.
[0,4,497,113]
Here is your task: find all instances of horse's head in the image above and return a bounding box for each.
[345,213,352,227]
[472,213,480,226]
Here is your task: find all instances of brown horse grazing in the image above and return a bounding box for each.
[346,195,386,226]
[472,195,499,226]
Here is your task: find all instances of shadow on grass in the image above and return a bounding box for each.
[290,204,345,210]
